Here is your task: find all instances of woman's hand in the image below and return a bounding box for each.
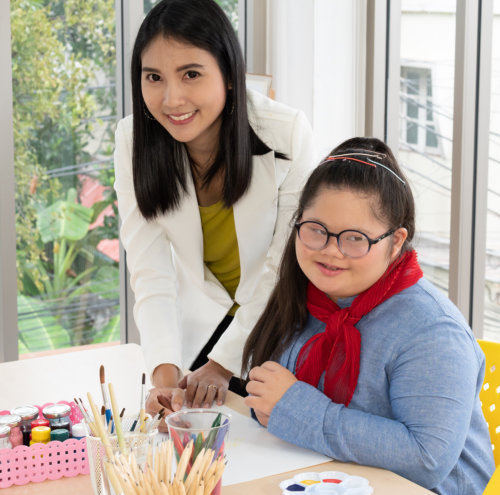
[147,363,184,431]
[244,361,297,426]
[178,359,232,408]
[145,387,185,432]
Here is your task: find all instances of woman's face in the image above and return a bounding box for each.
[141,36,227,156]
[295,187,408,302]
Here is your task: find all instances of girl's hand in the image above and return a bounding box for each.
[253,409,271,427]
[145,387,185,432]
[244,361,297,425]
[178,359,232,408]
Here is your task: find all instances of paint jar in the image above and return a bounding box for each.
[0,425,11,449]
[50,428,70,442]
[42,404,72,436]
[11,405,39,447]
[30,426,51,445]
[0,415,23,448]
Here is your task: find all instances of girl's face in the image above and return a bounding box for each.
[141,36,227,156]
[295,187,408,302]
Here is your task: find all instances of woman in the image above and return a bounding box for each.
[242,137,495,494]
[113,0,315,422]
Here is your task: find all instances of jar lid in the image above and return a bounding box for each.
[11,405,39,421]
[71,422,87,438]
[31,426,51,441]
[0,414,21,428]
[32,418,50,428]
[50,429,69,441]
[0,425,10,438]
[42,404,71,419]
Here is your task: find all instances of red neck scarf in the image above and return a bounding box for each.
[295,250,423,406]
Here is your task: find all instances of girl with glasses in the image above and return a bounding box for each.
[242,137,494,494]
[114,0,315,426]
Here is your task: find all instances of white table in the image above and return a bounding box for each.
[0,344,433,494]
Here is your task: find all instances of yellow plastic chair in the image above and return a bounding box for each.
[478,339,500,467]
[483,464,500,495]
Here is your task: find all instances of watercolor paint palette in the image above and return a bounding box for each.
[280,471,374,494]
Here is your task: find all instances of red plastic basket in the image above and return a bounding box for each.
[0,401,89,487]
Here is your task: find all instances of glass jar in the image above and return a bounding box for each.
[11,405,39,447]
[0,425,11,449]
[30,426,51,445]
[0,414,23,447]
[42,404,72,436]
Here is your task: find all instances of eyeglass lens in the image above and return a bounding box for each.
[298,222,370,258]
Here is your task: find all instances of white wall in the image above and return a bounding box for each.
[265,0,363,159]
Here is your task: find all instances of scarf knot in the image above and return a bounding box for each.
[295,250,423,406]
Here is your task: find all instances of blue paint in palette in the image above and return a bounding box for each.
[286,484,306,492]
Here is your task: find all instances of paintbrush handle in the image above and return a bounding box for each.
[108,383,127,456]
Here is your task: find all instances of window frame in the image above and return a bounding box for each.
[369,0,493,337]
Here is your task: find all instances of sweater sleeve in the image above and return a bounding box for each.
[267,318,481,490]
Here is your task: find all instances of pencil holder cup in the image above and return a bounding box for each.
[85,417,157,495]
[166,408,231,495]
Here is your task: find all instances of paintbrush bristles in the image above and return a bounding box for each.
[100,364,105,384]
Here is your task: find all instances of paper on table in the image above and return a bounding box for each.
[214,405,330,486]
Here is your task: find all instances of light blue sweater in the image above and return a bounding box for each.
[267,278,494,494]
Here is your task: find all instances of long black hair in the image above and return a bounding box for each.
[131,0,282,219]
[241,137,415,376]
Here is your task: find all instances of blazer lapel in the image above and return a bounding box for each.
[234,151,278,298]
[157,158,205,280]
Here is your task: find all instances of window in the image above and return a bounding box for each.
[485,1,500,340]
[397,4,456,297]
[400,66,440,152]
[11,0,119,356]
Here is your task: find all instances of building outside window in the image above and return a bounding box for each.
[400,66,440,153]
[398,2,456,298]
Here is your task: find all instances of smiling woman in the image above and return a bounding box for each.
[113,0,316,429]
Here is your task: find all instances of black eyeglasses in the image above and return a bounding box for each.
[295,221,396,258]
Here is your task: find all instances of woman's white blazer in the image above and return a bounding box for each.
[114,90,316,377]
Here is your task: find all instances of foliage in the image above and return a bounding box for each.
[11,0,119,351]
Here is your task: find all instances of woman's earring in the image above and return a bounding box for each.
[143,104,156,121]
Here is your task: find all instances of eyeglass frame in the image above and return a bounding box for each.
[294,220,397,258]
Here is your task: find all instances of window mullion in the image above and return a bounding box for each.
[365,0,388,139]
[449,0,483,323]
[0,3,18,362]
[471,0,493,336]
[116,0,143,345]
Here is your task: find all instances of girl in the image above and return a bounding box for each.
[243,137,495,494]
[113,0,315,423]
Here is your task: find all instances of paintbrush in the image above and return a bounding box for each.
[108,382,127,455]
[99,365,112,425]
[139,372,146,432]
